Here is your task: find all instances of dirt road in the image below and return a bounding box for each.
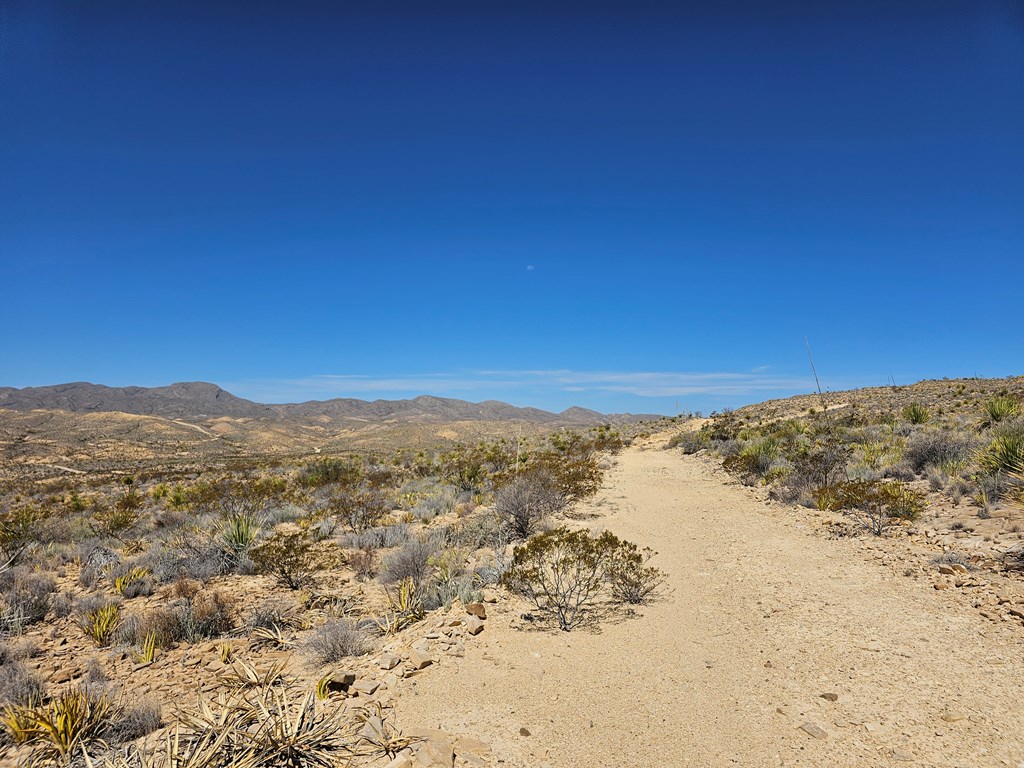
[396,444,1024,767]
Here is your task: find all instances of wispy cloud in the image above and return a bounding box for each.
[225,369,815,403]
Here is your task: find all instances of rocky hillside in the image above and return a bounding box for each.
[0,382,642,426]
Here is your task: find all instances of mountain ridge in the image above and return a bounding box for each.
[0,381,654,425]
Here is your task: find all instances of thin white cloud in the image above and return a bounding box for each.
[225,369,815,403]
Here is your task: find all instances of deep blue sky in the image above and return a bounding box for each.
[2,1,1022,414]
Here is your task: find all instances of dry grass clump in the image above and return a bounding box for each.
[305,618,372,665]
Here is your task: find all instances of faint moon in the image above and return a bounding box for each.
[526,265,535,271]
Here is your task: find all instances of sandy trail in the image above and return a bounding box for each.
[396,444,1024,767]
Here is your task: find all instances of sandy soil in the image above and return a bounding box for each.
[396,442,1024,767]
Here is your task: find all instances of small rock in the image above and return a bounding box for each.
[798,722,828,740]
[941,711,966,723]
[408,649,434,670]
[890,746,914,761]
[464,616,485,636]
[519,727,531,737]
[465,603,487,619]
[379,655,401,670]
[819,693,839,702]
[351,679,380,696]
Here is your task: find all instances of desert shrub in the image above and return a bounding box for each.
[976,423,1024,475]
[0,658,45,706]
[814,479,925,535]
[181,590,236,641]
[49,591,74,618]
[247,598,302,634]
[306,618,371,665]
[903,402,930,424]
[297,457,363,489]
[0,504,51,571]
[341,524,411,551]
[332,489,391,533]
[493,471,565,539]
[251,530,337,590]
[108,698,162,743]
[411,485,458,522]
[504,527,642,631]
[349,546,377,579]
[667,431,708,454]
[1,568,56,625]
[379,536,439,586]
[143,532,229,582]
[606,541,666,605]
[904,430,976,473]
[982,395,1021,426]
[530,450,604,505]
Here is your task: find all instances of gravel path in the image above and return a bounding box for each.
[396,443,1024,767]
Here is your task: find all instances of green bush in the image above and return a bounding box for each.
[251,530,337,590]
[982,395,1021,426]
[503,527,663,630]
[903,402,930,424]
[976,425,1024,475]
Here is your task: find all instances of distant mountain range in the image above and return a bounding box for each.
[0,381,650,426]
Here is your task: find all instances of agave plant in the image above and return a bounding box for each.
[77,602,121,646]
[2,686,116,764]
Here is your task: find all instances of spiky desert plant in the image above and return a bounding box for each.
[132,631,157,665]
[77,602,121,646]
[2,686,116,763]
[114,566,150,596]
[903,402,930,424]
[218,512,263,563]
[976,428,1024,475]
[219,657,289,690]
[351,701,413,759]
[371,577,424,636]
[982,395,1021,426]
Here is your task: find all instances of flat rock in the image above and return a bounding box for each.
[798,722,828,739]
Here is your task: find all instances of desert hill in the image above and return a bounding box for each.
[0,381,640,425]
[0,382,659,480]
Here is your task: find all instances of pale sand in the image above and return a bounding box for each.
[395,442,1024,767]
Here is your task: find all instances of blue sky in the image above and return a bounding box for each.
[2,1,1022,415]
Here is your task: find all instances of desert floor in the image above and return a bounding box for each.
[396,440,1024,768]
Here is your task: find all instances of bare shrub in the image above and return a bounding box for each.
[341,524,410,551]
[109,698,162,743]
[349,547,377,579]
[0,657,45,705]
[379,537,438,586]
[306,618,371,665]
[494,471,565,540]
[2,568,56,625]
[904,430,976,474]
[251,530,337,590]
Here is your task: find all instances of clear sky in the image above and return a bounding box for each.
[2,1,1022,415]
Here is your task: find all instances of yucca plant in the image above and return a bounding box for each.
[133,631,157,664]
[2,686,116,763]
[218,512,263,563]
[903,402,930,424]
[372,577,424,636]
[114,566,150,596]
[77,602,121,646]
[982,395,1021,426]
[220,657,289,690]
[351,701,413,759]
[976,429,1024,475]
